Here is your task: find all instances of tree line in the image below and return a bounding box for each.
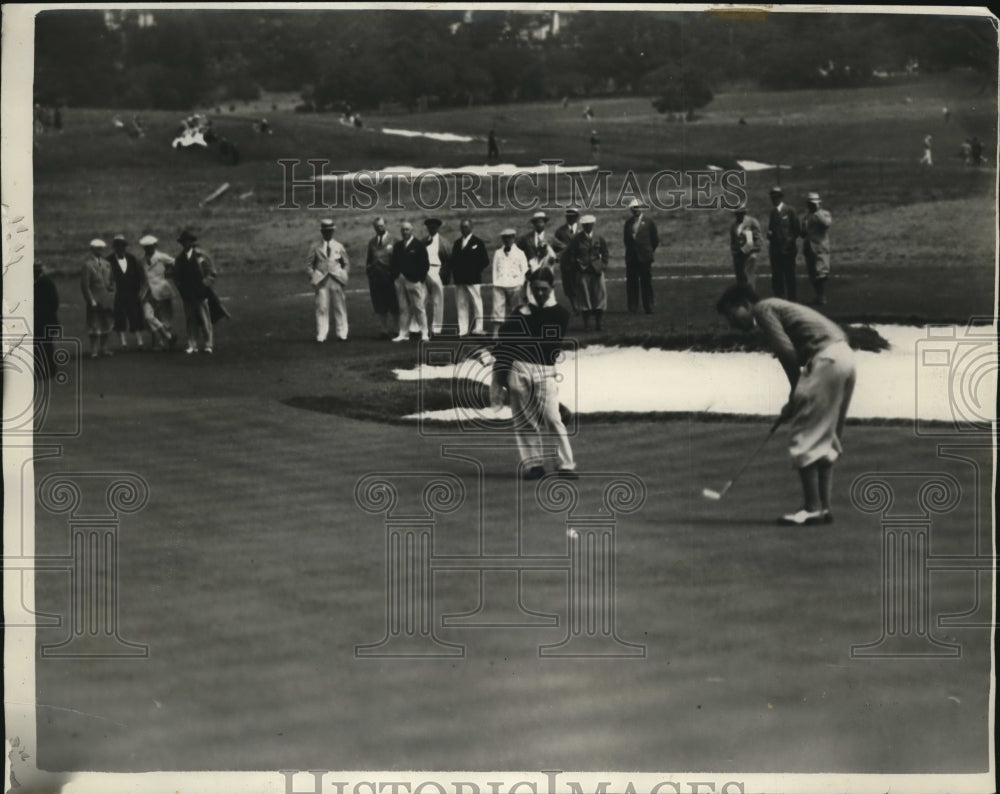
[34,9,998,111]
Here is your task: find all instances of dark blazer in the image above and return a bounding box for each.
[449,234,490,285]
[391,237,430,283]
[768,204,800,256]
[568,232,610,274]
[623,215,659,266]
[108,252,146,300]
[173,247,216,303]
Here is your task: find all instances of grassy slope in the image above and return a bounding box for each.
[27,75,997,774]
[33,73,997,278]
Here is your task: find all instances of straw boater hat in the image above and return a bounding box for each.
[806,192,821,203]
[628,198,645,209]
[320,219,335,229]
[531,211,549,221]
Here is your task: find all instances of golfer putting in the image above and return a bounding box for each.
[715,284,856,525]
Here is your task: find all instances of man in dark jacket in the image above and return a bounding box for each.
[365,217,399,339]
[492,267,577,480]
[552,208,581,314]
[108,234,147,350]
[448,218,490,336]
[34,261,60,379]
[622,198,659,314]
[390,221,430,342]
[173,228,219,354]
[767,186,800,301]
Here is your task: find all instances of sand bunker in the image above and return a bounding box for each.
[381,127,475,143]
[735,160,793,172]
[320,163,599,180]
[397,324,998,424]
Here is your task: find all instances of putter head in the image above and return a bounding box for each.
[702,488,723,501]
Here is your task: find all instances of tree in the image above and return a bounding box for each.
[649,69,713,119]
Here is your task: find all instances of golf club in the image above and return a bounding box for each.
[702,416,783,501]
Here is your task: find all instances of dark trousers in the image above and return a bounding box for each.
[625,259,654,313]
[770,251,797,301]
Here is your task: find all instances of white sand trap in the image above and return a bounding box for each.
[398,324,998,425]
[320,163,599,180]
[382,127,475,143]
[736,159,793,172]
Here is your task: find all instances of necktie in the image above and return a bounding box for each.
[325,243,331,258]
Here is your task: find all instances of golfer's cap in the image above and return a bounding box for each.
[806,191,821,202]
[531,211,549,221]
[424,217,442,228]
[769,186,783,196]
[139,234,158,246]
[112,234,127,243]
[89,238,106,248]
[320,219,335,229]
[500,228,517,237]
[580,214,597,224]
[628,198,645,209]
[565,208,580,217]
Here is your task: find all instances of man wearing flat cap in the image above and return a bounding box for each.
[139,235,177,350]
[491,228,530,333]
[623,198,659,314]
[307,219,351,342]
[566,214,609,331]
[174,228,219,354]
[518,211,556,274]
[730,204,762,286]
[767,186,800,301]
[552,208,582,314]
[109,234,147,351]
[800,192,833,305]
[81,238,115,357]
[422,218,451,337]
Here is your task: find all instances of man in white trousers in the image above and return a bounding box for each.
[307,219,350,342]
[423,217,451,336]
[448,218,490,336]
